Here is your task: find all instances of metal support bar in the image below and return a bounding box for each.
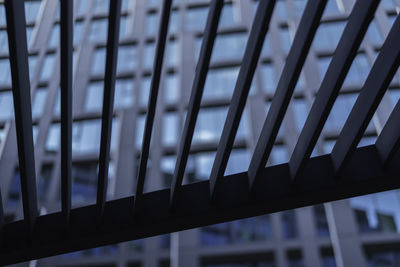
[0,145,399,265]
[288,0,379,180]
[60,0,73,223]
[209,0,276,200]
[97,0,122,219]
[135,0,173,212]
[4,0,38,231]
[248,0,327,190]
[376,100,400,166]
[331,14,400,175]
[170,0,223,209]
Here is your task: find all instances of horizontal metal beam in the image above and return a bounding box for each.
[209,0,276,200]
[331,14,400,175]
[170,0,224,209]
[0,145,399,265]
[376,100,400,166]
[97,0,122,219]
[248,0,327,190]
[60,0,73,223]
[5,0,38,231]
[288,0,379,180]
[135,0,173,213]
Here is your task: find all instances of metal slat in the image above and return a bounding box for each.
[288,0,379,180]
[60,0,73,223]
[208,0,276,201]
[97,0,122,219]
[4,0,38,230]
[247,0,327,190]
[170,0,223,209]
[331,14,400,174]
[376,100,400,166]
[135,0,173,212]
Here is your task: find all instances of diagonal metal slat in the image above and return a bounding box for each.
[376,100,400,166]
[97,0,122,219]
[4,0,38,231]
[135,0,173,213]
[331,14,400,175]
[288,0,379,180]
[248,0,327,190]
[60,0,73,223]
[170,0,224,209]
[208,0,276,201]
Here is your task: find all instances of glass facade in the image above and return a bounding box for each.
[0,0,399,266]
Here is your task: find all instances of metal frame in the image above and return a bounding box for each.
[1,0,400,265]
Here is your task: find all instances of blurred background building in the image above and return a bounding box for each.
[0,0,400,266]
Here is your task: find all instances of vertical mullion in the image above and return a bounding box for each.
[170,0,223,209]
[60,0,73,223]
[97,0,122,219]
[134,0,172,212]
[4,0,38,231]
[331,14,400,174]
[376,100,400,166]
[247,0,327,190]
[208,0,276,201]
[288,0,379,180]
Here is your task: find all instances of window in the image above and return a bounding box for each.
[164,74,179,104]
[314,205,330,236]
[260,64,277,94]
[93,0,109,14]
[24,1,42,24]
[72,162,98,206]
[225,149,250,176]
[282,210,298,239]
[0,58,11,85]
[162,112,179,146]
[40,54,56,81]
[91,48,106,76]
[0,30,9,54]
[314,21,346,51]
[324,93,357,132]
[32,88,47,118]
[117,45,138,73]
[146,12,158,36]
[0,91,14,121]
[203,67,238,100]
[88,19,108,43]
[37,164,53,204]
[343,53,370,86]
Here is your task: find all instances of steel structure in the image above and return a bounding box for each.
[0,0,400,265]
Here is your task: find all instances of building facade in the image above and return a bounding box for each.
[0,0,400,266]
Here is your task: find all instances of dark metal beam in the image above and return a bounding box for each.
[376,100,400,166]
[4,0,38,231]
[97,0,122,219]
[135,0,173,213]
[170,0,223,209]
[331,14,400,175]
[288,0,379,180]
[0,145,399,265]
[247,0,327,190]
[209,0,276,201]
[60,0,73,223]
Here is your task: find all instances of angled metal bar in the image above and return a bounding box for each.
[135,0,173,212]
[170,0,223,209]
[60,0,73,223]
[376,100,400,166]
[1,145,400,265]
[4,0,38,231]
[209,0,276,201]
[97,0,122,219]
[331,14,400,175]
[288,0,379,180]
[247,0,327,190]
